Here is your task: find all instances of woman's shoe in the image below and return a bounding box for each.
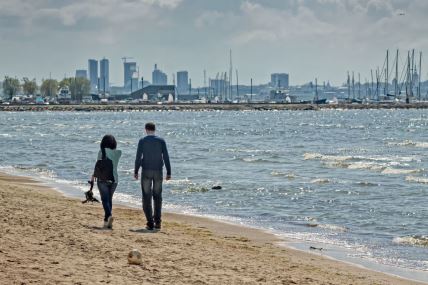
[107,216,114,229]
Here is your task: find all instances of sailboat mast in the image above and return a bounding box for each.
[419,52,422,101]
[204,70,207,98]
[358,73,361,99]
[229,49,233,102]
[314,78,318,102]
[385,50,389,96]
[347,71,351,101]
[250,78,253,103]
[371,69,374,100]
[406,51,410,103]
[395,49,399,97]
[235,69,239,102]
[376,68,380,101]
[352,72,355,99]
[411,49,415,97]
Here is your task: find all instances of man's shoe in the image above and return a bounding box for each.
[154,223,161,230]
[107,216,114,229]
[103,221,108,228]
[146,222,154,231]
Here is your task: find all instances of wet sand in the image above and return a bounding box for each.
[0,172,424,284]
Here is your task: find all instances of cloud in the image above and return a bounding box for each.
[0,0,183,30]
[195,10,225,29]
[1,0,428,85]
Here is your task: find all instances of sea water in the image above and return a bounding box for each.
[0,109,427,278]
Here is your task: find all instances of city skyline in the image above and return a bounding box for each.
[1,0,428,87]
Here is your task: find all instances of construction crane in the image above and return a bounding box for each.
[121,57,134,63]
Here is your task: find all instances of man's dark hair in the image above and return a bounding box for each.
[145,122,156,131]
[100,134,117,150]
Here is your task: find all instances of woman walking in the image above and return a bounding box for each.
[91,135,122,229]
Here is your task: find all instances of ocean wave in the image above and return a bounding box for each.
[270,171,296,179]
[305,223,348,232]
[304,152,352,162]
[355,181,379,187]
[393,236,428,247]
[0,133,13,137]
[388,140,428,148]
[165,178,193,186]
[10,165,56,178]
[240,157,279,163]
[381,168,422,175]
[304,152,418,163]
[346,161,386,171]
[310,178,331,184]
[225,148,276,154]
[405,176,428,184]
[185,186,209,193]
[305,152,420,174]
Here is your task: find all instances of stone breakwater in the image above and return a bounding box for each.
[1,103,428,112]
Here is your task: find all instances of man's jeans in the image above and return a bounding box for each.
[97,181,117,222]
[141,170,163,225]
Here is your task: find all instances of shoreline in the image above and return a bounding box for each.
[2,102,428,112]
[0,171,426,284]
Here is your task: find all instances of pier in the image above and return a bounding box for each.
[1,102,428,112]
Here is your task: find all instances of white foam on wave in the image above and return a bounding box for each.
[393,236,428,247]
[304,152,421,175]
[388,140,428,148]
[165,178,192,186]
[310,178,331,184]
[0,133,13,137]
[317,224,348,232]
[304,152,419,164]
[304,152,352,162]
[225,148,276,154]
[381,168,422,175]
[405,176,428,184]
[346,161,386,171]
[271,171,296,179]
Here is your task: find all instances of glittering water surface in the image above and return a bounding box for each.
[0,110,427,271]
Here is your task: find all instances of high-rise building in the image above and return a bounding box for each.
[124,62,138,92]
[99,58,110,93]
[152,64,168,85]
[271,73,289,89]
[176,71,189,94]
[75,69,87,79]
[88,59,98,93]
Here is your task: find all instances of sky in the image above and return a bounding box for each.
[1,0,428,87]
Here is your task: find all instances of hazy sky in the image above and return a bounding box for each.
[1,0,427,86]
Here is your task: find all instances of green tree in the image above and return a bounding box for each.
[2,76,21,99]
[59,78,71,89]
[40,79,58,98]
[58,77,90,102]
[69,77,90,102]
[22,77,38,95]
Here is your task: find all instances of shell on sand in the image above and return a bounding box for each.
[127,249,143,265]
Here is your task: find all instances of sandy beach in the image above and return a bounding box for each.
[0,172,424,285]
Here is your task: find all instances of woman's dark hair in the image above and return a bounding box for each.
[100,134,117,150]
[145,122,156,131]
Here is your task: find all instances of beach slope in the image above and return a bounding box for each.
[0,173,423,284]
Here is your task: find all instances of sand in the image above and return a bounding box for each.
[0,172,424,285]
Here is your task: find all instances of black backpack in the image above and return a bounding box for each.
[93,148,115,182]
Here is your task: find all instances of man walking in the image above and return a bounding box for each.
[134,122,171,230]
